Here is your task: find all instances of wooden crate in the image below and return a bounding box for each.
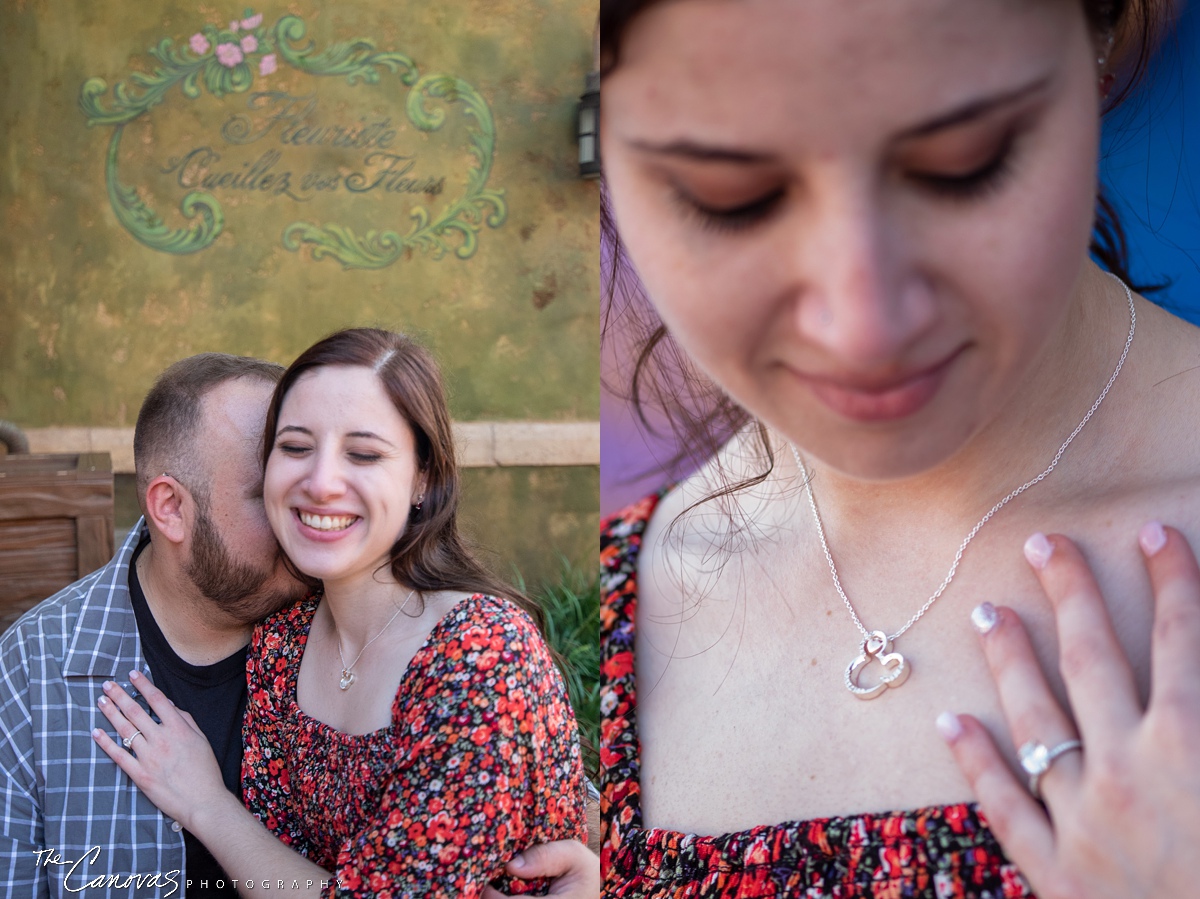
[0,453,114,632]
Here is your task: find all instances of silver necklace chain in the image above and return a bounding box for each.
[791,273,1136,646]
[335,588,417,689]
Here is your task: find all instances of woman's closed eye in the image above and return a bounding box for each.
[275,442,312,456]
[906,138,1016,201]
[894,112,1027,201]
[672,186,785,233]
[348,451,382,464]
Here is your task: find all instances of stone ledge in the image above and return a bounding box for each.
[23,423,600,473]
[24,428,136,474]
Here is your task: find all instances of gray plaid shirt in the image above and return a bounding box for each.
[0,521,187,897]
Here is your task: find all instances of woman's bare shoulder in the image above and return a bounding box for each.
[642,428,802,566]
[1119,299,1200,476]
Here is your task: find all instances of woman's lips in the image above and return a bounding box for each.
[798,349,964,423]
[293,508,361,542]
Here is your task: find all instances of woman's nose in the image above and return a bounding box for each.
[303,448,345,501]
[793,192,937,366]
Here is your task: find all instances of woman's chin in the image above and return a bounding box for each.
[792,426,975,483]
[288,557,397,594]
[273,546,344,586]
[755,368,989,482]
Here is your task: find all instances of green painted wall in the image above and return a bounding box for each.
[460,466,598,584]
[2,0,598,584]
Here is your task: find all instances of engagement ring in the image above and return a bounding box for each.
[1018,738,1082,799]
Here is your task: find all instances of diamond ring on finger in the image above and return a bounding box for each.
[1018,738,1082,799]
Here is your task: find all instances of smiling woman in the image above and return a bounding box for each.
[599,0,1200,897]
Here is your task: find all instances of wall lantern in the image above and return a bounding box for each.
[577,23,600,179]
[577,72,600,178]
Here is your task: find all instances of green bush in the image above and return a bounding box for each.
[526,562,600,778]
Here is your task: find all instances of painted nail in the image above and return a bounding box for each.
[970,602,999,635]
[936,711,963,744]
[92,728,103,739]
[129,669,141,680]
[509,853,527,870]
[1023,532,1054,570]
[97,696,109,707]
[1139,521,1167,557]
[102,681,114,692]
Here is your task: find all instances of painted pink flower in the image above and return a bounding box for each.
[229,20,240,33]
[215,43,244,67]
[240,34,258,53]
[189,33,210,55]
[241,13,263,30]
[259,54,277,76]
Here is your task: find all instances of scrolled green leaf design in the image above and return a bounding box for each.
[81,10,505,267]
[272,15,418,86]
[281,222,405,269]
[104,128,223,254]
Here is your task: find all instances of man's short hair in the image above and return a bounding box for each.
[133,354,284,505]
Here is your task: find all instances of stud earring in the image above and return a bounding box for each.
[1097,32,1116,99]
[1096,32,1115,71]
[413,493,424,512]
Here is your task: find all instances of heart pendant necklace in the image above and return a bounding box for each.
[846,630,910,699]
[334,588,416,691]
[791,273,1135,700]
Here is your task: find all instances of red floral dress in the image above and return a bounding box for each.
[242,592,588,898]
[600,493,1036,899]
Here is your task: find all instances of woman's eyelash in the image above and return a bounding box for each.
[672,188,784,233]
[670,141,1015,234]
[276,444,381,463]
[909,139,1017,201]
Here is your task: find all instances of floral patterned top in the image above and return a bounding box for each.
[600,493,1035,899]
[242,592,588,899]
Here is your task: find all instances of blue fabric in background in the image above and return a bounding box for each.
[1100,3,1200,322]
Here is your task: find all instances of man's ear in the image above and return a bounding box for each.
[143,475,192,545]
